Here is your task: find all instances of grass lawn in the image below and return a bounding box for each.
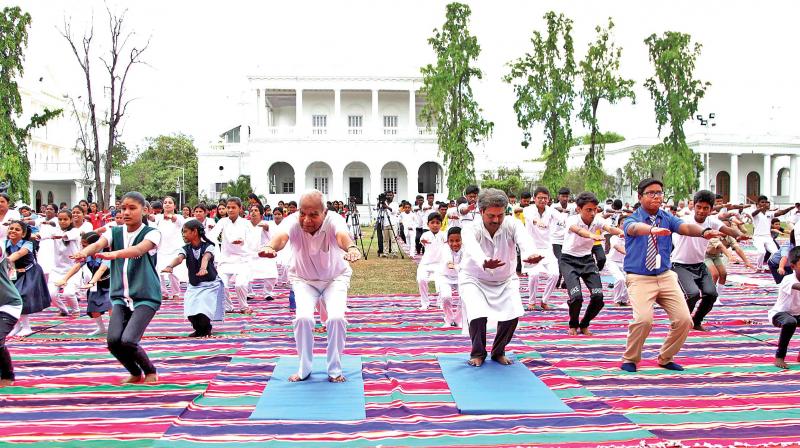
[348,225,420,295]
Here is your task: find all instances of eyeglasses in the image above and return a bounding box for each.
[642,191,665,198]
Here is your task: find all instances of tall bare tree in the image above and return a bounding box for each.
[61,8,149,209]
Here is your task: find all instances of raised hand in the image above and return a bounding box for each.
[483,258,506,270]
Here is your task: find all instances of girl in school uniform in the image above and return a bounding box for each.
[54,231,112,336]
[156,196,186,300]
[73,191,162,384]
[5,221,50,337]
[0,248,23,386]
[161,219,225,337]
[43,209,83,316]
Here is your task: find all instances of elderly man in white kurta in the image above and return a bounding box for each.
[260,190,361,382]
[460,189,543,367]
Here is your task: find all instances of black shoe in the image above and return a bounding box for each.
[188,331,199,337]
[265,296,274,301]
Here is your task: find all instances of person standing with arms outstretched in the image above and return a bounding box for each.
[620,179,719,373]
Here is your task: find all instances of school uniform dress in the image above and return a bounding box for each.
[207,217,252,311]
[523,205,560,306]
[417,230,447,309]
[4,240,50,315]
[769,275,800,359]
[0,257,23,381]
[672,214,724,328]
[82,256,112,315]
[106,224,162,377]
[277,211,352,379]
[606,235,629,305]
[459,218,537,361]
[435,248,463,326]
[180,242,225,335]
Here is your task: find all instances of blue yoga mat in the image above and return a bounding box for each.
[249,355,366,421]
[437,354,572,414]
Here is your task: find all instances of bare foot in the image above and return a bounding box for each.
[121,375,143,384]
[567,327,578,336]
[580,327,593,336]
[467,357,484,367]
[328,375,347,383]
[0,379,14,387]
[314,326,327,334]
[143,373,158,384]
[288,373,309,382]
[525,304,536,311]
[541,303,550,311]
[492,355,513,365]
[775,358,789,369]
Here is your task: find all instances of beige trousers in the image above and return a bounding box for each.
[622,270,693,365]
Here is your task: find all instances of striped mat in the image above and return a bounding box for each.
[1,250,799,447]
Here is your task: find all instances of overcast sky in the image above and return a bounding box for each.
[14,0,800,161]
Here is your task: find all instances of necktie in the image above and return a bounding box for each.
[645,216,658,270]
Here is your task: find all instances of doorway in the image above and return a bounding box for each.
[349,177,364,204]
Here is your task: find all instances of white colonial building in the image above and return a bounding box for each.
[568,134,800,205]
[197,75,449,209]
[21,85,119,209]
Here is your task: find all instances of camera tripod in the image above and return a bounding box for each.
[364,202,404,260]
[345,197,367,258]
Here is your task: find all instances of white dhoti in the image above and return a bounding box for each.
[293,278,349,378]
[523,250,559,305]
[184,279,226,321]
[459,276,523,323]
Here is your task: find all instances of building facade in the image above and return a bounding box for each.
[568,135,800,205]
[197,75,448,208]
[22,86,119,209]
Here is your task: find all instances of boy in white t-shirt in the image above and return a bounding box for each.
[747,196,794,272]
[417,213,447,310]
[560,192,623,336]
[435,227,463,327]
[770,246,800,369]
[606,219,628,306]
[399,202,417,255]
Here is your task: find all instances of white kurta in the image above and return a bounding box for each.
[458,218,537,323]
[156,214,187,281]
[246,220,278,279]
[207,216,252,275]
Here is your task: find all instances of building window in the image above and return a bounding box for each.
[215,182,227,193]
[312,115,327,135]
[383,115,398,135]
[383,177,398,194]
[348,115,363,135]
[314,177,329,194]
[282,182,295,194]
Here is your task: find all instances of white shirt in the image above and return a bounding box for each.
[439,248,462,282]
[278,211,351,282]
[608,234,625,263]
[156,214,185,255]
[207,216,252,264]
[76,221,93,234]
[562,214,605,257]
[460,218,537,284]
[0,209,21,240]
[551,202,577,244]
[399,212,417,231]
[419,230,447,266]
[672,215,724,265]
[770,274,800,322]
[120,224,161,300]
[50,227,83,273]
[246,220,272,255]
[749,208,775,237]
[524,205,559,249]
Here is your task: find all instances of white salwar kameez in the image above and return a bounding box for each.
[207,216,252,311]
[246,220,278,298]
[276,211,352,379]
[156,214,186,297]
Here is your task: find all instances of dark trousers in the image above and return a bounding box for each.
[415,228,424,254]
[772,312,800,359]
[398,223,406,244]
[515,245,522,274]
[107,304,157,376]
[591,244,606,271]
[768,251,792,284]
[188,313,212,336]
[0,312,18,380]
[553,243,564,286]
[376,222,385,254]
[560,253,604,328]
[469,317,518,360]
[673,262,718,327]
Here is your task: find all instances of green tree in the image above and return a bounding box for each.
[504,11,576,195]
[420,2,493,198]
[578,18,635,199]
[223,175,253,200]
[644,31,710,200]
[552,167,617,198]
[119,134,198,205]
[480,166,526,196]
[0,7,61,202]
[622,144,672,194]
[579,131,625,145]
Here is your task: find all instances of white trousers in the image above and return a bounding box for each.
[434,277,462,325]
[293,279,349,378]
[159,272,181,298]
[47,274,80,313]
[526,253,559,305]
[752,235,778,269]
[219,271,251,311]
[417,265,438,308]
[606,259,629,304]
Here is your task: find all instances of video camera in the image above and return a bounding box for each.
[377,192,388,205]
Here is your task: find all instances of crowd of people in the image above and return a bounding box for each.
[0,177,799,388]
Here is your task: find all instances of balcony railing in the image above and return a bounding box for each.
[249,126,436,140]
[31,162,84,173]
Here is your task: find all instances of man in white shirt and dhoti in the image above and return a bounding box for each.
[459,189,543,367]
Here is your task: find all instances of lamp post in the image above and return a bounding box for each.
[168,165,186,209]
[696,112,716,191]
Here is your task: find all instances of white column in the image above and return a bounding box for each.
[372,89,380,135]
[730,153,739,203]
[330,164,343,202]
[407,164,419,201]
[295,88,303,131]
[408,89,416,135]
[371,163,383,199]
[334,89,341,135]
[256,89,262,126]
[762,153,772,200]
[792,155,800,201]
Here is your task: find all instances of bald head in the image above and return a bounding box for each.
[299,189,326,212]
